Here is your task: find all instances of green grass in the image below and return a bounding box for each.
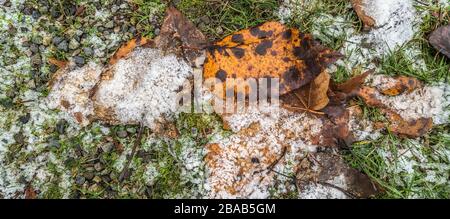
[380,3,450,83]
[344,125,450,199]
[129,0,167,38]
[177,0,279,40]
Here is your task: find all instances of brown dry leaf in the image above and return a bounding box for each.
[356,87,433,138]
[335,70,372,94]
[48,58,68,69]
[24,186,37,199]
[155,6,207,66]
[282,71,331,114]
[385,110,433,138]
[204,21,341,97]
[429,25,450,58]
[109,36,152,65]
[379,76,421,96]
[351,0,376,29]
[357,86,385,108]
[297,152,379,198]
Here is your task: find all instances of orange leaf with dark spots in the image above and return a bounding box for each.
[379,76,421,96]
[203,21,341,97]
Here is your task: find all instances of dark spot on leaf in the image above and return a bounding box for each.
[283,67,300,83]
[231,47,245,58]
[216,69,227,82]
[250,27,273,39]
[255,40,273,55]
[282,29,292,39]
[231,34,244,44]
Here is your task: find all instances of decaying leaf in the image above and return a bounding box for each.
[351,0,376,29]
[24,186,37,199]
[429,25,450,58]
[48,57,68,69]
[155,6,207,66]
[109,36,152,65]
[357,86,385,108]
[385,110,433,138]
[204,21,341,97]
[356,86,433,138]
[379,76,421,96]
[334,70,371,94]
[297,152,379,198]
[282,71,331,113]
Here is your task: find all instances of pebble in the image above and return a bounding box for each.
[75,175,86,186]
[32,10,41,19]
[83,47,94,56]
[30,44,39,53]
[19,113,31,124]
[117,130,128,138]
[73,56,85,67]
[94,163,103,172]
[101,142,114,153]
[57,40,69,52]
[84,171,95,180]
[56,119,67,134]
[13,132,25,145]
[69,39,80,50]
[52,36,63,45]
[31,54,41,65]
[105,21,114,29]
[93,176,102,183]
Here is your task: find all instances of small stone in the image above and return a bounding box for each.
[31,54,41,65]
[83,47,94,56]
[93,176,102,183]
[84,171,94,180]
[105,21,114,29]
[75,175,85,185]
[30,44,39,53]
[52,36,63,45]
[101,175,111,183]
[69,38,80,50]
[88,183,99,192]
[100,143,114,153]
[126,127,136,134]
[73,56,85,67]
[13,132,25,145]
[56,119,67,134]
[57,40,69,52]
[117,130,128,138]
[49,64,58,73]
[19,113,30,124]
[32,10,41,19]
[94,163,103,172]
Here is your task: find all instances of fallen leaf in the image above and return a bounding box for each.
[281,71,331,114]
[24,186,37,199]
[155,6,207,66]
[351,0,376,29]
[385,110,433,138]
[334,70,371,94]
[429,25,450,58]
[48,58,68,69]
[356,86,385,108]
[109,36,152,65]
[204,21,341,97]
[297,152,380,198]
[379,76,421,96]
